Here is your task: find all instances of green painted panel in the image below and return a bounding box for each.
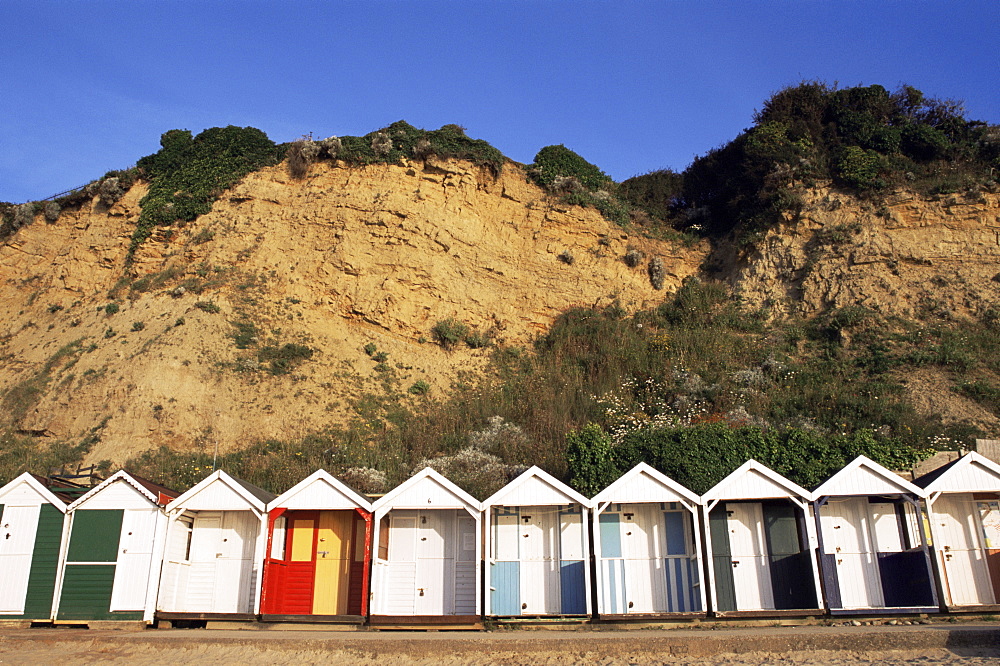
[57,564,115,619]
[762,501,801,556]
[67,510,122,562]
[0,503,5,522]
[15,504,63,620]
[761,502,817,610]
[709,504,737,612]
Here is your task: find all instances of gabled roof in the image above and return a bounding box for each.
[592,462,700,506]
[0,472,70,512]
[482,465,592,509]
[916,451,1000,494]
[813,455,925,498]
[269,469,372,512]
[167,470,275,515]
[702,459,812,502]
[372,467,478,514]
[67,470,179,511]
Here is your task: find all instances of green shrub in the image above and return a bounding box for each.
[129,126,283,263]
[528,144,614,192]
[408,380,430,396]
[464,329,493,349]
[432,318,470,349]
[194,301,221,314]
[258,343,314,375]
[231,321,259,348]
[334,121,505,176]
[104,302,120,315]
[363,342,378,356]
[834,146,888,191]
[131,321,145,332]
[566,424,619,496]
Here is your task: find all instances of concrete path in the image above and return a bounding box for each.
[1,622,998,665]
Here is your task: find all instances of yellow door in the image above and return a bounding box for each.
[313,511,353,614]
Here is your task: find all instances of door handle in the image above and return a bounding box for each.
[731,560,739,567]
[418,588,425,596]
[317,550,329,557]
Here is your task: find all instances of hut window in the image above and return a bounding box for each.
[270,516,286,560]
[378,516,390,560]
[978,501,1000,548]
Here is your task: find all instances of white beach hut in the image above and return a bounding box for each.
[156,470,275,621]
[52,471,177,624]
[591,463,706,617]
[916,451,1000,611]
[813,455,938,614]
[259,469,374,621]
[483,466,593,617]
[0,473,72,623]
[369,467,481,626]
[702,460,823,616]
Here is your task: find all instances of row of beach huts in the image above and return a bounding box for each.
[2,453,1000,628]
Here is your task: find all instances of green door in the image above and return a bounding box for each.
[19,504,64,620]
[57,509,126,620]
[709,505,737,612]
[762,501,817,610]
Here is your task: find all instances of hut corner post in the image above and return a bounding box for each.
[903,493,941,610]
[357,508,373,618]
[259,507,287,614]
[811,497,834,613]
[701,501,719,615]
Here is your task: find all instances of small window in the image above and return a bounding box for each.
[270,516,287,560]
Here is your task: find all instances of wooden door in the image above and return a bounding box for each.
[0,504,40,613]
[620,504,662,614]
[415,510,452,615]
[491,510,521,615]
[109,509,156,612]
[313,510,352,615]
[520,507,560,614]
[385,512,417,615]
[934,495,994,606]
[281,513,318,613]
[219,512,258,613]
[454,515,477,615]
[820,498,883,609]
[726,503,773,611]
[186,514,222,611]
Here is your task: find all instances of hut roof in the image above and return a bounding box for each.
[372,467,479,514]
[702,459,812,502]
[482,465,592,509]
[915,451,1000,494]
[592,462,700,507]
[167,469,275,514]
[813,455,925,499]
[268,469,373,512]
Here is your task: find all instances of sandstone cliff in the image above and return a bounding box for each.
[0,158,703,463]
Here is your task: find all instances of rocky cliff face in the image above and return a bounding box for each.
[0,158,703,463]
[723,186,1000,321]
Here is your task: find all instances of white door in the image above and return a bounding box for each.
[186,514,221,611]
[936,495,994,606]
[726,503,773,610]
[454,515,477,615]
[415,510,452,615]
[384,513,417,615]
[217,512,257,613]
[110,509,157,611]
[0,505,41,614]
[520,507,560,614]
[821,498,883,608]
[620,504,662,613]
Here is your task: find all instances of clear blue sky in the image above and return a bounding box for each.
[2,1,997,204]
